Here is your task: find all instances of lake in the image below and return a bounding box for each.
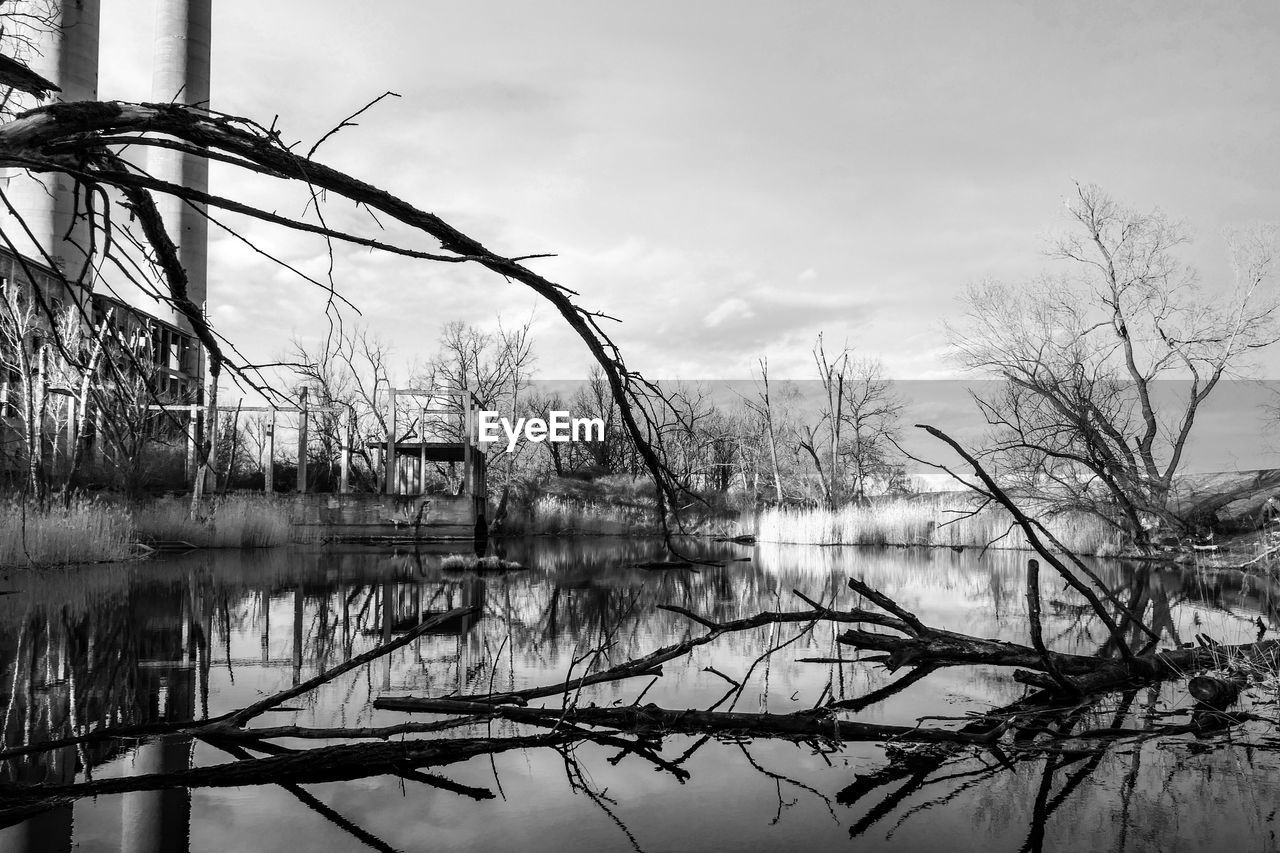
[1,538,1277,852]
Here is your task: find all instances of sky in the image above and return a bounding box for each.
[93,1,1280,389]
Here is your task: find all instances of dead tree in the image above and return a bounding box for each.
[950,185,1279,544]
[0,87,695,521]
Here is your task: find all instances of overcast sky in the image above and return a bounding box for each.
[96,0,1280,385]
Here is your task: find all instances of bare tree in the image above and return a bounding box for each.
[567,366,630,474]
[0,278,47,492]
[796,335,848,508]
[412,318,536,493]
[744,357,790,504]
[525,388,570,477]
[951,184,1280,545]
[838,356,902,503]
[290,324,394,492]
[0,31,705,531]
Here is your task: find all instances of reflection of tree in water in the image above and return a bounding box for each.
[3,544,1280,850]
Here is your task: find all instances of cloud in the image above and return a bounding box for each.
[703,297,755,328]
[91,1,1280,391]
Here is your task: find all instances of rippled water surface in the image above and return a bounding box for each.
[2,539,1278,852]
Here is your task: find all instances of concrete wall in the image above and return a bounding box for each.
[287,493,482,541]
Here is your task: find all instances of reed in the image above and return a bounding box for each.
[133,495,293,548]
[0,497,137,566]
[502,494,660,536]
[755,496,1123,556]
[439,554,525,572]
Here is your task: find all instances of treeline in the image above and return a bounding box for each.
[279,322,908,508]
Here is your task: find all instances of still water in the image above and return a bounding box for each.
[1,539,1278,852]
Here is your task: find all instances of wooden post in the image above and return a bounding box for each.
[296,388,308,494]
[264,409,275,494]
[418,404,426,495]
[385,386,397,495]
[339,406,351,494]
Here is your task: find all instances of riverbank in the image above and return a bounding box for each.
[6,475,1275,570]
[493,474,747,537]
[0,497,136,566]
[0,494,294,567]
[754,496,1123,555]
[491,476,1123,554]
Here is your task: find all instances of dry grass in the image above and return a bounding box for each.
[0,497,137,566]
[440,554,525,572]
[530,494,657,535]
[755,495,1123,556]
[133,495,292,548]
[507,494,659,536]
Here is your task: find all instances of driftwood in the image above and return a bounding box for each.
[1187,672,1249,710]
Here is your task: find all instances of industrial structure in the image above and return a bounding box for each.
[0,1,488,537]
[1,0,210,334]
[0,0,210,481]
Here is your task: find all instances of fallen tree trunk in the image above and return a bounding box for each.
[450,602,905,706]
[835,572,1280,697]
[0,733,570,812]
[371,697,996,745]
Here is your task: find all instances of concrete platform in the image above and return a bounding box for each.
[286,493,485,542]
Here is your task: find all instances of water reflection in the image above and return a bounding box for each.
[0,540,1276,851]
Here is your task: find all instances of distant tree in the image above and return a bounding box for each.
[413,317,535,491]
[838,356,902,503]
[567,366,630,474]
[290,324,393,492]
[744,357,793,504]
[951,184,1279,545]
[794,334,901,508]
[524,388,569,477]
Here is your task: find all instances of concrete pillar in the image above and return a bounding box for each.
[418,404,426,495]
[0,0,101,277]
[149,0,211,337]
[296,389,308,493]
[339,406,351,493]
[264,408,275,493]
[385,387,397,495]
[462,388,473,497]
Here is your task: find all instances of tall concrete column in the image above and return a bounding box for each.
[0,0,101,276]
[148,0,211,337]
